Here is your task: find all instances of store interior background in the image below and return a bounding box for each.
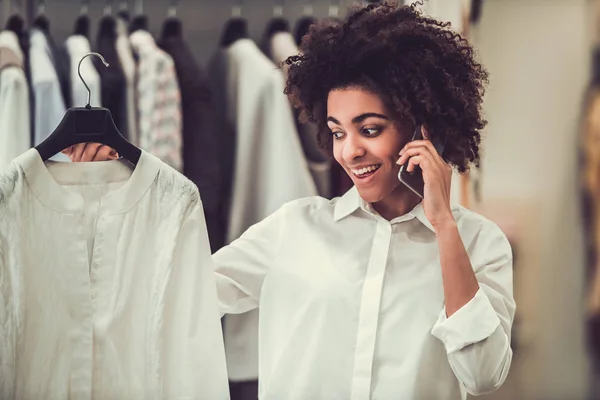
[1,0,597,398]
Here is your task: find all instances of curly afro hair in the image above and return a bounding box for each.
[284,0,489,173]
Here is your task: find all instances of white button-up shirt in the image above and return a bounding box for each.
[213,186,515,400]
[0,149,229,399]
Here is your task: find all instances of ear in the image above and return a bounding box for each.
[421,125,430,140]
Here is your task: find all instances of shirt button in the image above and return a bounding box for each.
[91,293,96,299]
[91,276,97,283]
[94,262,99,268]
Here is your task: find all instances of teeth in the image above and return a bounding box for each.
[352,164,380,176]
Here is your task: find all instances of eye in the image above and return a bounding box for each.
[332,131,345,140]
[361,127,381,137]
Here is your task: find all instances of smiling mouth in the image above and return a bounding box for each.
[350,164,382,179]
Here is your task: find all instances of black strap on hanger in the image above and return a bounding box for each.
[36,52,141,165]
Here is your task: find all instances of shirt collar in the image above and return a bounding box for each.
[333,186,436,232]
[16,148,161,215]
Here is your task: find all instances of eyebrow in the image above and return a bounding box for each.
[327,113,389,125]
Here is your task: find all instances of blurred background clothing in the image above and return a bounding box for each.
[0,0,598,399]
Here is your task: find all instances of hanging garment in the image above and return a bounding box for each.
[116,15,138,145]
[0,148,229,400]
[269,31,332,198]
[65,35,101,108]
[159,18,225,253]
[29,28,66,147]
[213,37,318,383]
[34,23,72,110]
[96,16,128,139]
[207,47,236,254]
[130,30,182,172]
[0,30,30,170]
[213,186,515,400]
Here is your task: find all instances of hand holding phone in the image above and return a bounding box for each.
[398,125,446,198]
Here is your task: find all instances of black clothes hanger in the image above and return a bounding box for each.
[129,15,149,34]
[118,10,130,21]
[161,17,182,39]
[73,15,90,38]
[264,17,289,38]
[220,18,248,47]
[161,0,181,37]
[36,52,141,165]
[5,14,25,37]
[220,2,248,47]
[73,0,91,37]
[264,0,289,38]
[32,1,50,32]
[221,18,248,47]
[294,16,316,46]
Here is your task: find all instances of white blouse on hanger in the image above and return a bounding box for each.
[0,149,229,400]
[213,186,515,400]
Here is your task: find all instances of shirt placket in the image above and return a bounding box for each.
[351,220,392,400]
[70,214,94,400]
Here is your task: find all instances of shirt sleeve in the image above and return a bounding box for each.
[160,199,229,399]
[431,220,515,396]
[213,203,288,316]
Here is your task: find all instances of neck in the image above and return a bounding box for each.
[371,184,421,221]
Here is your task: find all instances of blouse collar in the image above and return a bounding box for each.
[16,148,160,215]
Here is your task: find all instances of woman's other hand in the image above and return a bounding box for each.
[62,143,119,162]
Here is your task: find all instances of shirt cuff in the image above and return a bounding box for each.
[431,288,501,354]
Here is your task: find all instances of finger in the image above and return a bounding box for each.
[406,154,423,173]
[94,145,114,161]
[397,145,432,165]
[82,143,104,162]
[402,139,436,152]
[70,143,89,162]
[61,145,73,156]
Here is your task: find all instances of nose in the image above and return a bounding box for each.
[341,132,366,163]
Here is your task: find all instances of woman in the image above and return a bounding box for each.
[67,2,514,399]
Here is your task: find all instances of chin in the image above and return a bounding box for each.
[355,186,389,204]
[354,176,402,203]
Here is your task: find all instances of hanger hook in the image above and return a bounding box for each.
[232,0,242,17]
[78,52,109,109]
[273,0,283,17]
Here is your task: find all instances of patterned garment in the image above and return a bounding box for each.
[130,30,182,171]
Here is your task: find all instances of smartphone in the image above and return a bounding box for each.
[398,125,446,198]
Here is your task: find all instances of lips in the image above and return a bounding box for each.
[350,164,382,179]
